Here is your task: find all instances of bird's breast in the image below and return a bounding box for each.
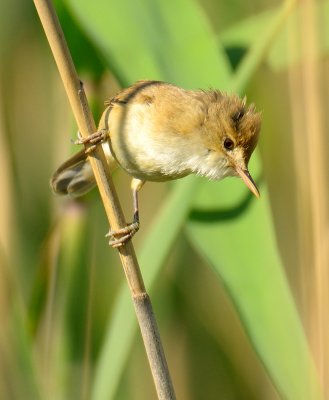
[107,104,191,181]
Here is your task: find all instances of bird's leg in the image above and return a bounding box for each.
[106,178,145,248]
[74,128,109,154]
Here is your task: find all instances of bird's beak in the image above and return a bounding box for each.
[235,166,260,198]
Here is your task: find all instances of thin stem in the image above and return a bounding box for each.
[33,0,176,398]
[229,0,296,93]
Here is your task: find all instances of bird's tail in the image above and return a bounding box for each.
[50,144,117,197]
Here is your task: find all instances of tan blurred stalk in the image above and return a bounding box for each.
[0,83,14,261]
[288,0,329,396]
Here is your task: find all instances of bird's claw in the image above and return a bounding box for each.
[74,129,108,154]
[106,221,140,248]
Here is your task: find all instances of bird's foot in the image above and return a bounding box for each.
[105,221,140,248]
[74,129,108,155]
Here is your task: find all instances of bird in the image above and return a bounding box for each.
[51,80,261,247]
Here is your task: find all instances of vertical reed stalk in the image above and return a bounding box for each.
[289,0,328,396]
[32,0,176,398]
[300,0,329,394]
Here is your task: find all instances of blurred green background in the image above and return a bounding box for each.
[0,0,328,399]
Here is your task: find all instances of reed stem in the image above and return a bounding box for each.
[33,0,176,398]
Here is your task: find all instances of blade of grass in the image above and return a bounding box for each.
[227,0,296,92]
[0,258,41,399]
[219,0,329,72]
[33,203,89,400]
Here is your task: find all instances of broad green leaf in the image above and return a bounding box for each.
[187,156,322,400]
[219,0,329,72]
[188,3,322,396]
[65,0,231,87]
[61,1,321,399]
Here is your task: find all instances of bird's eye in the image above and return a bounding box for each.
[224,138,234,150]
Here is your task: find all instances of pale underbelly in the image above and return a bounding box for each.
[108,139,189,182]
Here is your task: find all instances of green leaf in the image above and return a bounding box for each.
[61,1,321,399]
[187,155,322,400]
[65,0,231,87]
